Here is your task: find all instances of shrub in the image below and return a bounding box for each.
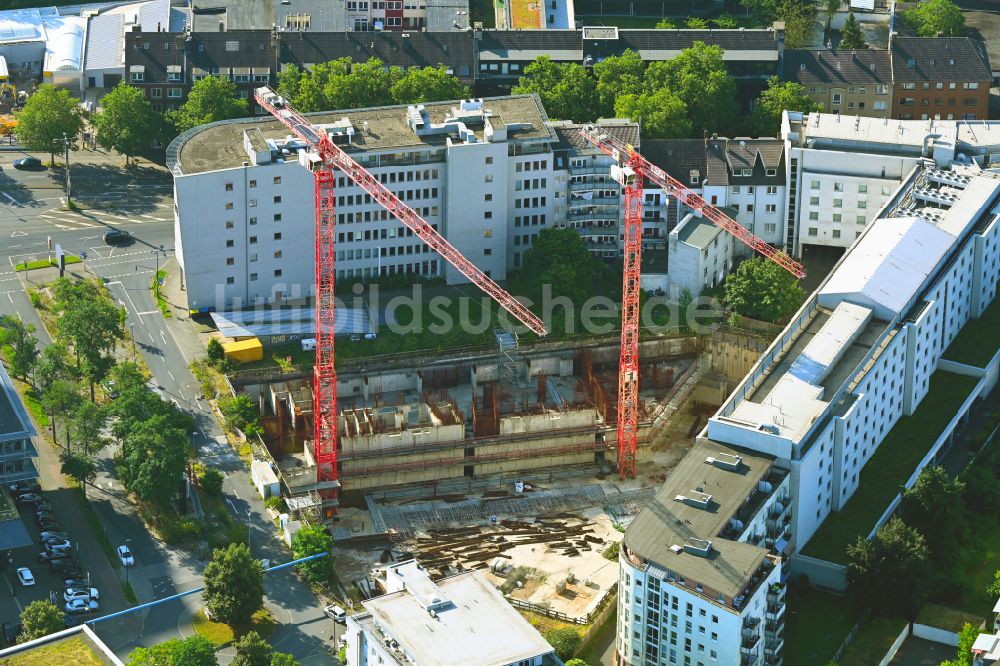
[207,337,225,361]
[545,627,581,661]
[265,495,287,513]
[602,541,620,560]
[200,467,224,495]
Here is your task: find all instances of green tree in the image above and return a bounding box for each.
[33,341,74,387]
[645,42,738,137]
[822,0,842,27]
[200,467,224,495]
[987,569,1000,599]
[291,524,333,583]
[512,56,598,122]
[51,278,125,400]
[545,627,581,661]
[839,12,867,49]
[780,0,819,48]
[391,65,469,104]
[41,379,81,446]
[685,17,709,28]
[218,394,258,432]
[723,257,804,323]
[92,82,161,165]
[60,450,98,491]
[593,50,645,118]
[614,88,691,139]
[167,75,248,134]
[269,654,299,666]
[903,0,964,37]
[655,18,676,29]
[14,84,82,164]
[127,636,218,666]
[70,400,108,451]
[117,414,189,507]
[522,227,605,307]
[207,337,225,362]
[232,631,273,666]
[846,517,932,618]
[17,600,64,643]
[939,623,979,666]
[750,77,820,136]
[565,660,590,666]
[900,466,965,568]
[276,64,304,104]
[203,543,265,628]
[713,13,738,29]
[0,315,38,380]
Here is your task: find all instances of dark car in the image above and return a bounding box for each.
[16,493,43,505]
[2,622,19,645]
[12,157,42,170]
[61,564,84,579]
[48,557,77,573]
[38,519,60,532]
[35,511,56,525]
[10,481,40,495]
[103,229,131,245]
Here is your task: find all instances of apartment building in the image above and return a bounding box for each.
[783,49,893,118]
[706,157,1000,550]
[168,94,565,311]
[0,360,38,490]
[667,212,737,297]
[549,120,637,260]
[890,37,992,121]
[345,560,561,666]
[617,440,790,666]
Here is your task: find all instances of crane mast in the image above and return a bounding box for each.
[254,87,547,503]
[579,125,805,479]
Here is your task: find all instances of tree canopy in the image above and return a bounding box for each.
[780,0,819,49]
[51,278,125,400]
[167,75,248,134]
[521,227,605,307]
[899,466,965,572]
[593,51,645,118]
[390,65,469,104]
[291,524,333,583]
[230,631,298,666]
[614,88,691,140]
[18,600,63,643]
[723,257,805,323]
[93,82,161,164]
[0,315,38,380]
[903,0,965,37]
[545,627,582,661]
[750,77,819,136]
[512,56,598,122]
[116,413,189,507]
[645,42,738,137]
[846,517,932,618]
[14,84,82,161]
[127,636,218,666]
[203,543,265,628]
[839,13,867,49]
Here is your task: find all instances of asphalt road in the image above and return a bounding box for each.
[0,152,339,664]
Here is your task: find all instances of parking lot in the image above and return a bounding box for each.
[0,482,128,641]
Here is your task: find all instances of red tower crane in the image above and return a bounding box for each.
[254,87,547,506]
[579,125,805,479]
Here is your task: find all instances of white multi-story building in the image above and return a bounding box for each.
[344,560,562,666]
[781,111,1000,257]
[168,95,563,312]
[617,440,791,666]
[667,212,737,297]
[707,160,1000,549]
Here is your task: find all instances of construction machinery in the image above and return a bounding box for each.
[579,125,805,479]
[254,87,547,511]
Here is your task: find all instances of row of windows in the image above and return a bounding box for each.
[730,185,779,195]
[514,214,546,227]
[809,84,889,95]
[899,97,980,107]
[900,81,979,90]
[809,181,888,194]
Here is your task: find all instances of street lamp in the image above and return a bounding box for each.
[129,322,136,362]
[53,133,72,207]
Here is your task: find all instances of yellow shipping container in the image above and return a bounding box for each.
[222,338,264,363]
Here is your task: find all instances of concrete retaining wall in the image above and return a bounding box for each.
[788,553,848,591]
[913,623,960,646]
[877,624,910,666]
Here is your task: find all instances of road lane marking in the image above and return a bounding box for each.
[10,230,26,237]
[2,193,21,206]
[167,370,176,382]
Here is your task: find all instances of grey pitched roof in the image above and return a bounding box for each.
[550,121,639,151]
[84,11,123,70]
[476,30,582,61]
[783,49,891,85]
[706,138,783,185]
[124,30,276,84]
[889,36,992,83]
[280,31,475,80]
[641,139,708,186]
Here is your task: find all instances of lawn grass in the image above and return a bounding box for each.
[915,602,983,634]
[0,635,106,665]
[469,0,497,27]
[75,487,121,570]
[954,513,1000,616]
[191,608,276,647]
[801,370,981,564]
[14,256,80,272]
[784,585,861,665]
[838,616,907,666]
[19,386,49,429]
[943,296,1000,367]
[152,269,171,318]
[121,581,138,604]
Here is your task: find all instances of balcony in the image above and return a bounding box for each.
[741,655,759,666]
[741,628,761,652]
[764,654,783,666]
[766,582,786,606]
[721,467,789,540]
[569,178,614,191]
[766,600,785,621]
[568,196,619,207]
[765,637,784,656]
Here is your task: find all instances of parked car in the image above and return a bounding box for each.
[38,518,60,532]
[65,598,98,614]
[15,568,34,587]
[12,157,42,170]
[117,545,134,567]
[46,543,72,556]
[61,564,84,579]
[35,500,53,512]
[10,481,40,495]
[63,588,99,603]
[48,557,77,573]
[35,511,56,525]
[1,622,17,645]
[103,229,131,245]
[324,605,347,623]
[41,532,69,543]
[16,493,42,505]
[64,578,89,590]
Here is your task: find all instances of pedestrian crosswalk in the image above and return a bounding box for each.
[35,208,171,230]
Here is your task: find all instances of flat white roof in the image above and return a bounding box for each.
[819,217,954,318]
[0,9,45,44]
[802,112,958,149]
[789,302,873,386]
[43,15,85,72]
[364,568,552,666]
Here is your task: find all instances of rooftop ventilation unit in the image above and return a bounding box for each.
[674,490,713,510]
[684,539,713,558]
[705,452,742,472]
